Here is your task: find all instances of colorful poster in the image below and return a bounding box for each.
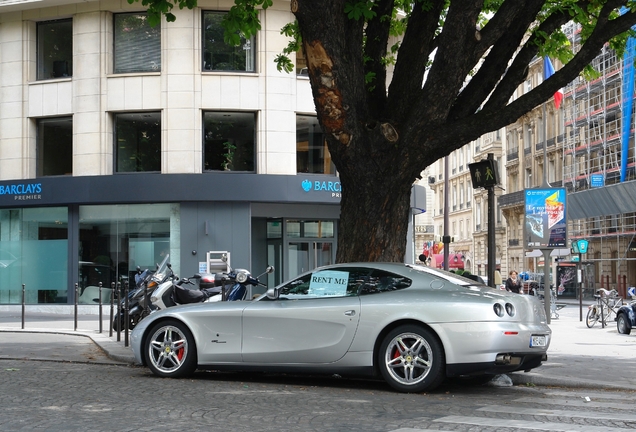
[524,188,567,249]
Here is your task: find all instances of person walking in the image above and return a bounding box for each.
[505,270,522,294]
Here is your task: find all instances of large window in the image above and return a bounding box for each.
[203,111,255,171]
[202,11,255,72]
[114,13,161,74]
[37,19,73,80]
[0,208,68,304]
[78,204,179,304]
[37,117,72,177]
[115,112,161,173]
[296,115,335,174]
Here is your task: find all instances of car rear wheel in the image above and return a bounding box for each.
[378,325,445,393]
[617,313,632,335]
[144,320,197,378]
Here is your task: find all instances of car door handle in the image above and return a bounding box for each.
[344,310,356,316]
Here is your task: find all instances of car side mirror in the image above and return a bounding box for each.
[266,287,279,300]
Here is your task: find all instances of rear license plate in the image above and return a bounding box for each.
[530,335,546,347]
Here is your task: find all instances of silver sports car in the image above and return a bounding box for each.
[130,262,551,393]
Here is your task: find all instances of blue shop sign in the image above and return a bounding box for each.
[590,174,604,188]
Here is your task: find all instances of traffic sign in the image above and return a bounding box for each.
[576,239,588,254]
[468,159,500,188]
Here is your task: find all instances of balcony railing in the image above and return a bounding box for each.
[507,150,519,161]
[498,190,525,207]
[508,238,520,247]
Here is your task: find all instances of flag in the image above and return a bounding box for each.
[543,57,564,109]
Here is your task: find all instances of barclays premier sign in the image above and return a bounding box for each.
[301,179,341,198]
[0,183,43,201]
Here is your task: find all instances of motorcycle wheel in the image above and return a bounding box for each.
[585,307,599,328]
[144,319,197,378]
[112,314,136,332]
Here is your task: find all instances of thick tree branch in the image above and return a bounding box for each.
[363,0,394,118]
[385,0,445,121]
[449,0,546,119]
[418,0,484,123]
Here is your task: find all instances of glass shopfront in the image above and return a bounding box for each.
[78,204,180,303]
[0,207,68,304]
[266,219,336,284]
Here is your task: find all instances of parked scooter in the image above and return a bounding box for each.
[150,260,274,310]
[112,254,172,332]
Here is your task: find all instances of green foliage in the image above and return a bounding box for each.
[275,54,295,73]
[222,141,237,170]
[276,22,302,72]
[344,1,377,20]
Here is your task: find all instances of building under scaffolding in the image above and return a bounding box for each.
[562,22,636,296]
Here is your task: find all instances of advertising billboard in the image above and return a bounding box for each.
[524,188,567,249]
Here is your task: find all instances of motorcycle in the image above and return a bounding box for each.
[112,254,172,332]
[150,260,274,310]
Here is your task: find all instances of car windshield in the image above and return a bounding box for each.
[407,264,488,287]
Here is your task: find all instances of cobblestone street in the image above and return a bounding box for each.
[2,358,635,432]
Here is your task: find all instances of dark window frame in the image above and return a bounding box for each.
[203,111,256,172]
[36,116,73,177]
[114,112,162,173]
[113,12,161,74]
[296,115,335,175]
[202,11,256,72]
[36,19,73,80]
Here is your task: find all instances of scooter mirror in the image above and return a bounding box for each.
[266,265,275,274]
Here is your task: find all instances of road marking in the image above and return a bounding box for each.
[478,405,636,421]
[434,416,635,431]
[505,395,636,410]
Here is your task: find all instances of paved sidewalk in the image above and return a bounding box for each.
[1,300,636,391]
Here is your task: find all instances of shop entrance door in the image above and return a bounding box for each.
[287,241,334,281]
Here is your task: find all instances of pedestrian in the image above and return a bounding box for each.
[505,270,522,294]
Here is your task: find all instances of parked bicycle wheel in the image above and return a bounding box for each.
[586,306,599,328]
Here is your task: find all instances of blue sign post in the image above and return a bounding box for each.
[572,239,589,322]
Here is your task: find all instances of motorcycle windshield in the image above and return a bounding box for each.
[152,254,170,282]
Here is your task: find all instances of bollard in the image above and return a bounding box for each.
[74,283,79,331]
[116,281,121,342]
[98,282,103,334]
[124,280,130,347]
[21,284,25,330]
[109,282,115,338]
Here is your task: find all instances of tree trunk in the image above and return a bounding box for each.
[333,128,418,263]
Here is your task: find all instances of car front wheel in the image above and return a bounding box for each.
[378,325,445,393]
[617,313,632,335]
[144,320,197,378]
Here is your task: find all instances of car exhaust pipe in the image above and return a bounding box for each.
[496,354,511,365]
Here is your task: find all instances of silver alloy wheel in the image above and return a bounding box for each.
[383,332,433,386]
[148,324,189,374]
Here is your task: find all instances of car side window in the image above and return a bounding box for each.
[357,270,412,296]
[278,268,372,299]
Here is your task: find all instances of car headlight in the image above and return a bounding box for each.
[236,271,248,284]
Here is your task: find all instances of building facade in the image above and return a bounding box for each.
[0,0,359,305]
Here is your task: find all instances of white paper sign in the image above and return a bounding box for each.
[308,270,349,297]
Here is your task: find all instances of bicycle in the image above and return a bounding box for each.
[586,288,623,328]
